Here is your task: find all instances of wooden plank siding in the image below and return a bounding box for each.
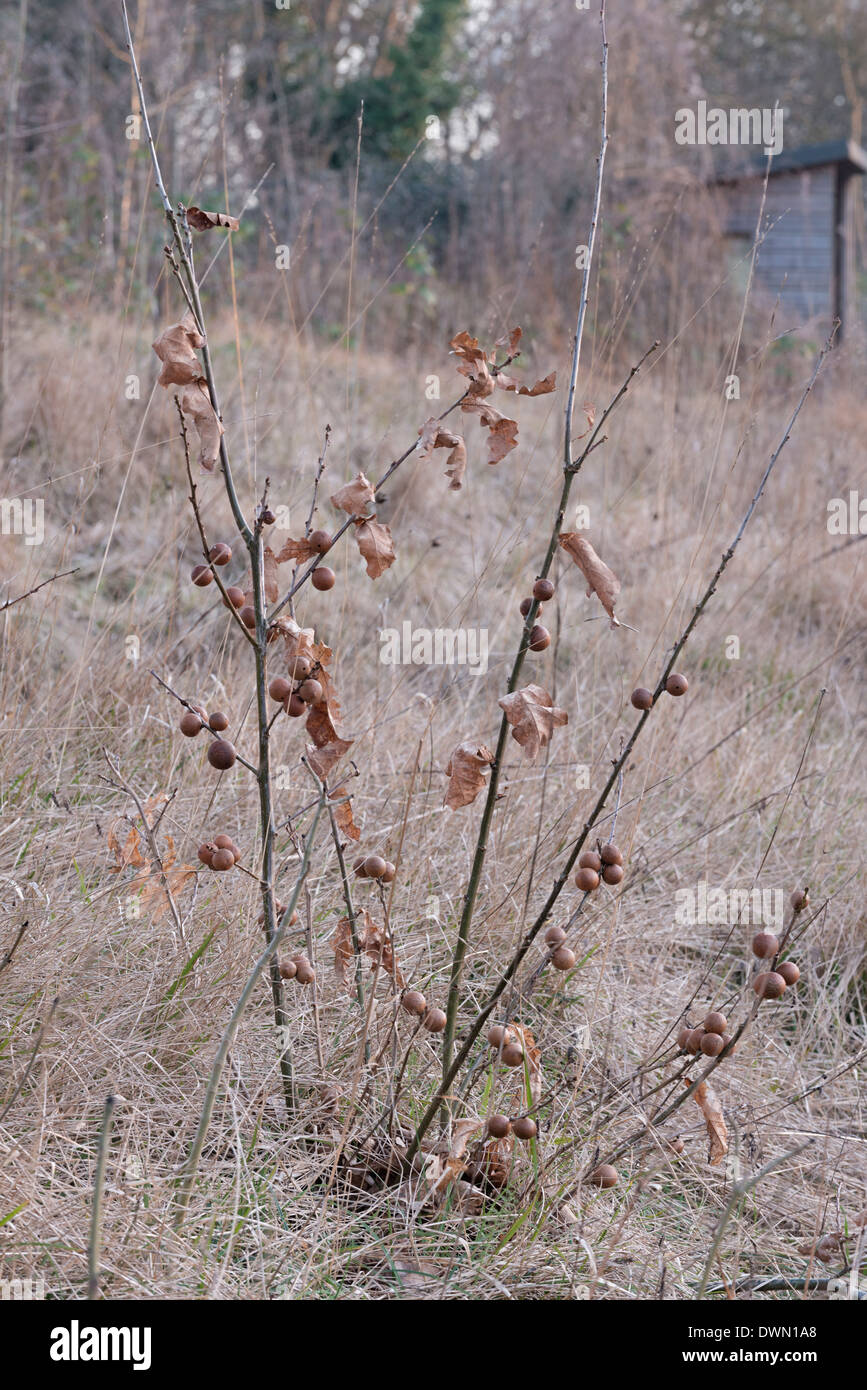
[713,142,867,339]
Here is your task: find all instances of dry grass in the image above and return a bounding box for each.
[0,308,865,1301]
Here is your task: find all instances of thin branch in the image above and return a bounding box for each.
[0,568,79,613]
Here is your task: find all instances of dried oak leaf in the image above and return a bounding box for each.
[358,907,404,986]
[495,371,557,397]
[107,822,146,871]
[450,331,493,398]
[242,545,280,609]
[331,471,376,517]
[306,737,353,781]
[152,313,205,386]
[494,325,523,355]
[444,743,495,810]
[355,518,395,579]
[498,684,568,762]
[138,838,197,922]
[687,1078,728,1166]
[558,532,621,628]
[178,380,223,472]
[186,206,240,232]
[275,535,320,565]
[417,418,467,491]
[461,397,519,465]
[331,784,361,841]
[509,1022,543,1107]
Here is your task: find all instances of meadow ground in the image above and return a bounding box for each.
[0,310,865,1299]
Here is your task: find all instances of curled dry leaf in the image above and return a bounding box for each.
[354,518,395,579]
[330,471,376,517]
[152,314,222,471]
[242,546,280,609]
[332,907,404,992]
[185,206,240,232]
[443,743,495,810]
[275,535,320,565]
[798,1233,843,1262]
[495,371,557,398]
[177,382,223,472]
[331,784,361,841]
[494,325,523,356]
[417,417,467,490]
[498,684,568,762]
[461,397,519,466]
[687,1078,728,1166]
[450,331,493,398]
[509,1022,543,1107]
[558,532,621,628]
[306,737,353,782]
[152,313,205,386]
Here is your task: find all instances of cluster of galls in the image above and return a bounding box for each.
[197,833,242,872]
[179,705,237,770]
[677,1010,736,1058]
[485,1023,527,1068]
[194,531,337,636]
[574,841,624,894]
[279,955,315,985]
[518,576,556,652]
[485,1113,537,1142]
[399,989,446,1033]
[750,890,807,999]
[630,672,688,710]
[352,854,396,884]
[542,923,576,971]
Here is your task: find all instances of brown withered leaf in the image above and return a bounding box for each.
[275,535,320,565]
[494,325,523,355]
[186,206,240,232]
[461,397,519,465]
[330,471,376,517]
[354,518,395,579]
[443,743,495,810]
[332,784,361,841]
[687,1078,728,1166]
[282,621,316,675]
[332,916,357,995]
[139,838,197,922]
[498,685,568,761]
[306,697,341,749]
[152,312,205,387]
[558,532,621,628]
[178,381,223,472]
[358,907,404,987]
[263,546,279,604]
[107,821,146,871]
[495,371,557,397]
[509,1022,543,1107]
[306,737,353,781]
[417,418,468,491]
[450,331,494,398]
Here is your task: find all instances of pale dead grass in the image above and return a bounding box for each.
[0,314,865,1301]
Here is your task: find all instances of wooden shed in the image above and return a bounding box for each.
[715,139,867,340]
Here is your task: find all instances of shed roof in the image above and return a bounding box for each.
[715,139,867,184]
